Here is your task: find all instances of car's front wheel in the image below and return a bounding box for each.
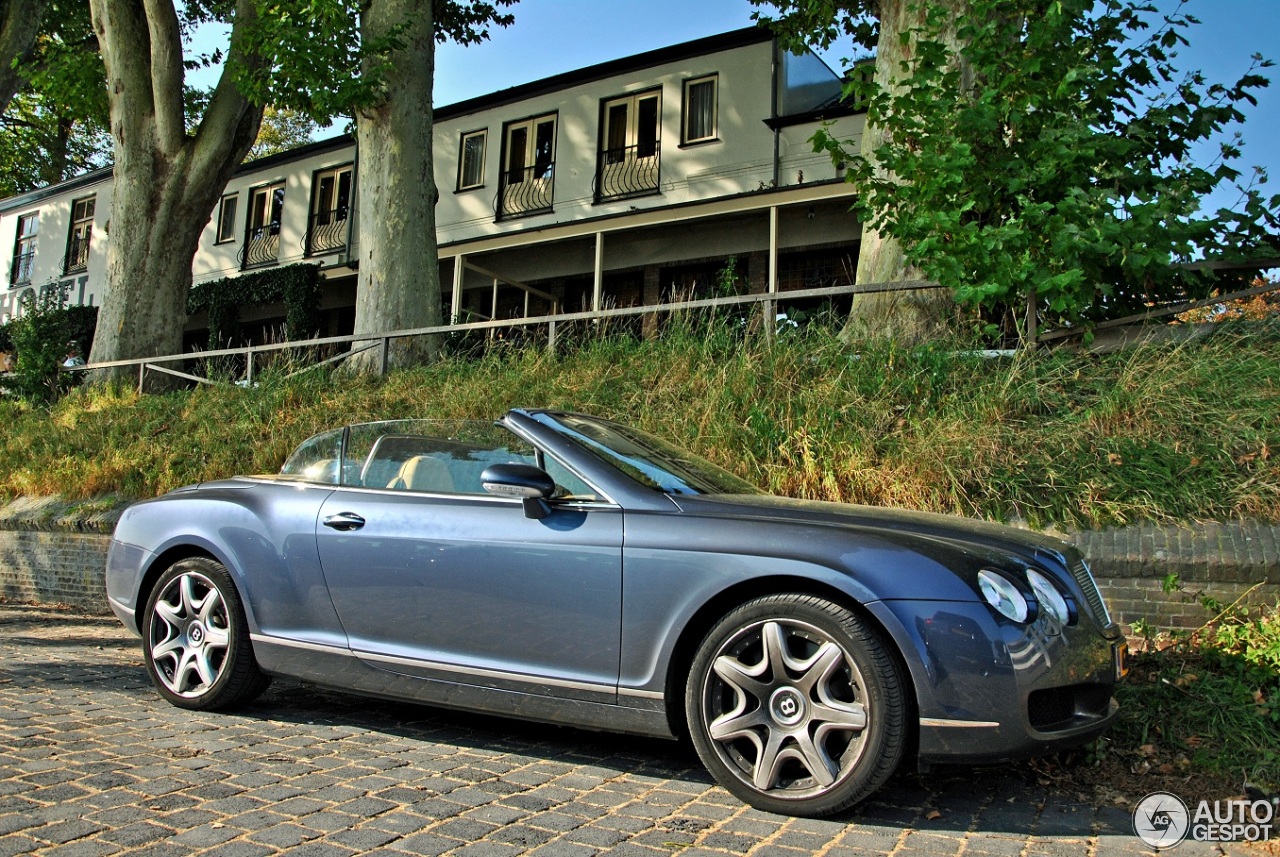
[686,594,907,816]
[142,557,270,710]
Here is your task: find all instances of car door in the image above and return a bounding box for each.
[315,477,624,705]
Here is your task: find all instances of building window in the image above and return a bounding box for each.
[9,213,37,286]
[307,164,352,256]
[64,196,94,274]
[498,114,556,218]
[244,181,285,268]
[457,130,487,191]
[216,194,238,244]
[596,89,661,201]
[682,75,718,145]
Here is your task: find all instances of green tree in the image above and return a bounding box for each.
[247,105,318,160]
[0,0,50,115]
[0,0,109,196]
[759,0,1280,341]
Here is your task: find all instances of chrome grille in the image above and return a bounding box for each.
[1071,558,1111,627]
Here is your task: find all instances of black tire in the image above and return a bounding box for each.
[141,556,270,711]
[685,593,907,817]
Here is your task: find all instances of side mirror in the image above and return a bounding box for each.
[480,463,556,519]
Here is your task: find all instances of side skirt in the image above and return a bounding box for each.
[251,634,675,739]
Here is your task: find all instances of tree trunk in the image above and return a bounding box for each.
[87,0,263,388]
[348,0,441,374]
[842,0,967,345]
[0,0,49,115]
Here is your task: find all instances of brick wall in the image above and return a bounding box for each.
[1068,521,1280,629]
[0,497,122,615]
[0,529,113,613]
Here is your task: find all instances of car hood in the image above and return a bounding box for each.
[669,493,1076,568]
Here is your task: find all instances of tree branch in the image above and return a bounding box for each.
[0,0,51,114]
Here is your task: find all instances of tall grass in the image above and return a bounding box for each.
[0,314,1276,529]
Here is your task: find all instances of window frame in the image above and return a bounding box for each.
[497,112,558,219]
[681,74,720,146]
[243,179,286,269]
[456,129,488,192]
[9,212,38,287]
[63,195,95,275]
[306,163,353,257]
[215,193,239,244]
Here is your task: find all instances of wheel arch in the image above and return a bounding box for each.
[662,574,919,747]
[132,544,228,634]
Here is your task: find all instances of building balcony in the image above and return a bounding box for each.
[63,237,90,275]
[594,142,661,202]
[242,226,281,269]
[306,208,350,257]
[8,251,34,286]
[496,162,555,220]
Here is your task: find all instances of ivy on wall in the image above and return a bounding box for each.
[187,263,323,350]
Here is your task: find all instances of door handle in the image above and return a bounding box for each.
[323,512,366,531]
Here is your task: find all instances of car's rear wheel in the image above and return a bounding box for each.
[686,594,907,817]
[142,557,270,710]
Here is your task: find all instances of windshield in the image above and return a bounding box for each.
[532,413,762,496]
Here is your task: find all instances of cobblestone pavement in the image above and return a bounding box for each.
[0,606,1250,857]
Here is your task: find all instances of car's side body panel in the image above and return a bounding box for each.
[107,481,346,650]
[314,488,625,703]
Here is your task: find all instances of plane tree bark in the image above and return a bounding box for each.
[87,0,264,383]
[842,0,962,344]
[350,0,441,371]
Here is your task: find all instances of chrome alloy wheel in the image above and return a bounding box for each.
[148,570,232,698]
[702,617,871,799]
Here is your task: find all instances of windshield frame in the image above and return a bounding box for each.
[529,412,763,497]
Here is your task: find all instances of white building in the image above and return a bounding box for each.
[0,28,866,345]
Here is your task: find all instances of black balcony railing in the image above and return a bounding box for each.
[594,142,660,202]
[8,250,34,286]
[64,235,90,274]
[496,162,554,220]
[306,208,349,256]
[242,225,281,269]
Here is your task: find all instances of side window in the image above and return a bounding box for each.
[682,75,718,145]
[64,196,94,274]
[280,428,344,484]
[215,194,238,244]
[345,421,538,495]
[9,212,37,286]
[458,130,487,191]
[542,456,600,502]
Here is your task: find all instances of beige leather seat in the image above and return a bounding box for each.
[387,455,456,493]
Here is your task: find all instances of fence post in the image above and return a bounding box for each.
[378,337,389,376]
[548,320,557,354]
[246,350,254,386]
[1025,289,1038,347]
[138,363,145,394]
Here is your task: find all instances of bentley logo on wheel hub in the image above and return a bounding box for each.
[770,687,807,726]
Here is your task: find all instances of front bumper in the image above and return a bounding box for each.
[872,598,1123,764]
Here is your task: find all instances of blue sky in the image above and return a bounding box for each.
[433,0,1280,214]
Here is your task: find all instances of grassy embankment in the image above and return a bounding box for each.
[0,314,1277,794]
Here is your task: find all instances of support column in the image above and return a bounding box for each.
[451,255,465,324]
[593,233,605,312]
[765,206,779,339]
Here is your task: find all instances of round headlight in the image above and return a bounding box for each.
[977,570,1030,623]
[1027,569,1071,626]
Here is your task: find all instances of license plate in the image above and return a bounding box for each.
[1114,641,1129,680]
